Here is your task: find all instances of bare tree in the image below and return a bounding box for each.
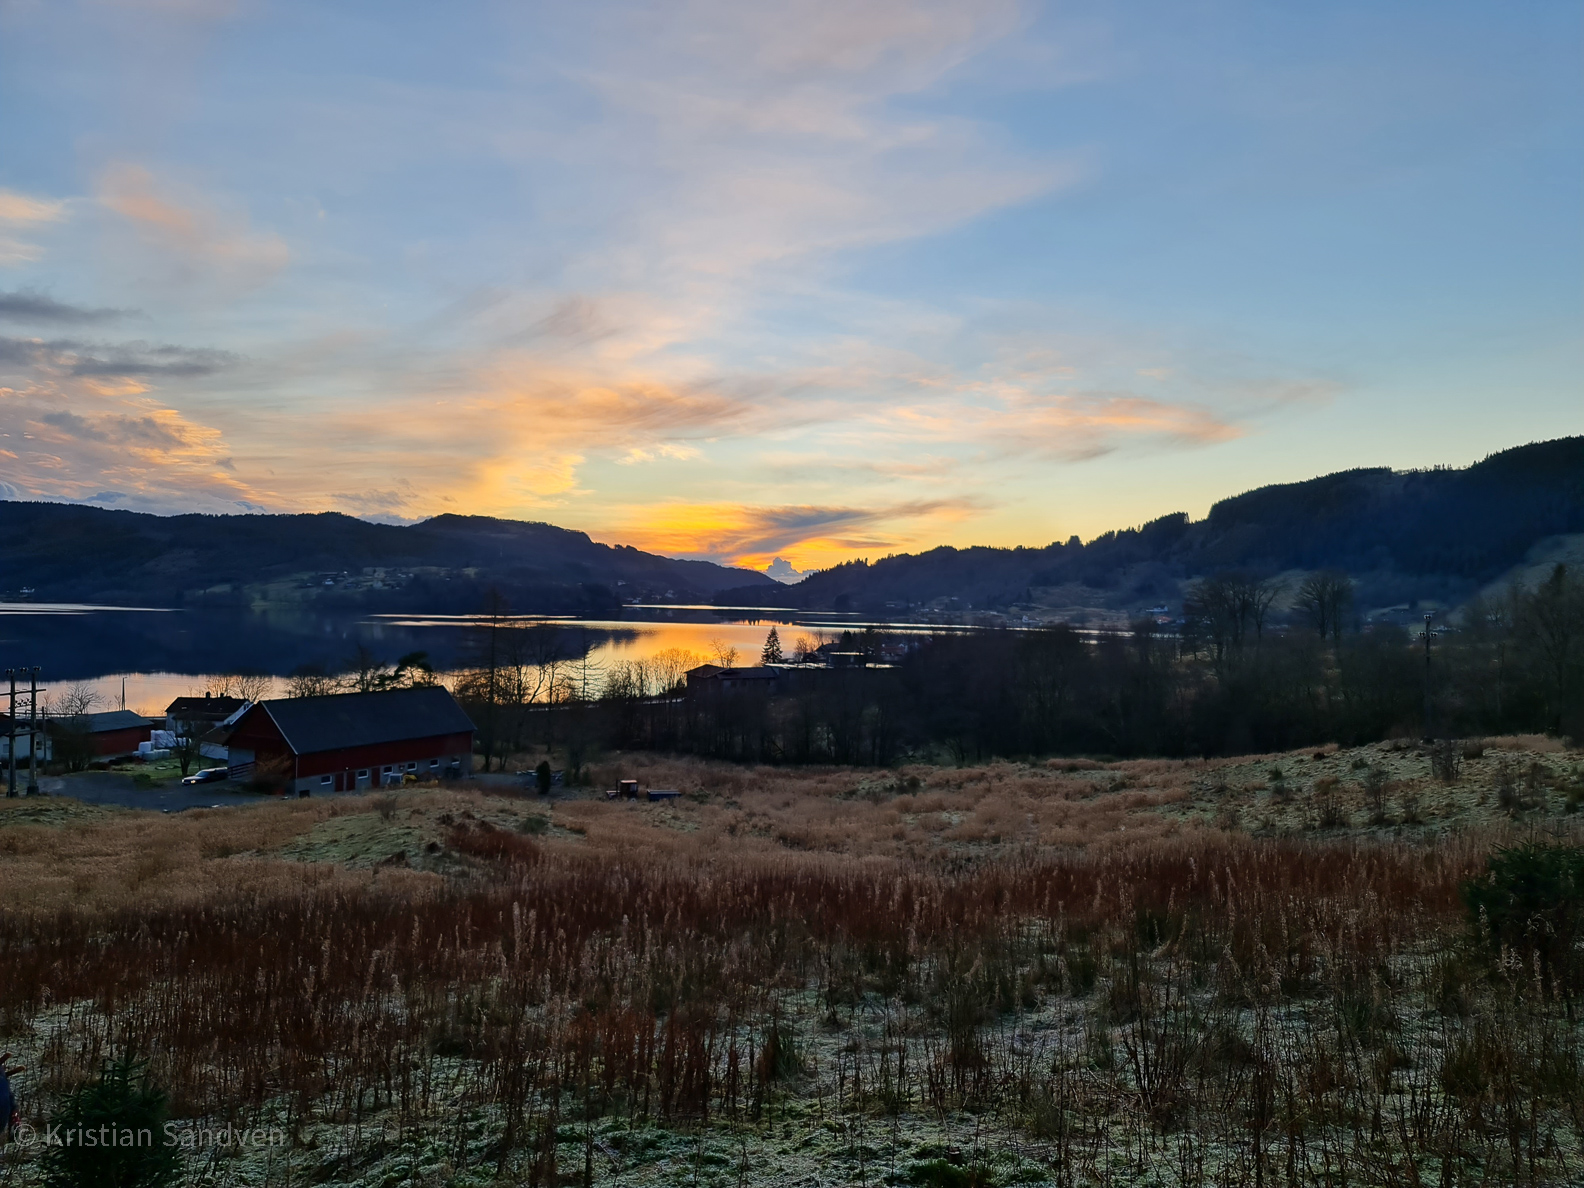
[232,673,273,703]
[707,637,740,668]
[1295,570,1354,653]
[1516,563,1584,731]
[342,644,391,693]
[46,683,100,772]
[1185,572,1282,671]
[171,729,205,777]
[52,683,100,718]
[206,672,271,701]
[286,664,338,699]
[649,647,703,692]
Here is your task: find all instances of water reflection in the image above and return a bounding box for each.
[0,602,970,716]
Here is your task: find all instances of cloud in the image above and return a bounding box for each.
[39,409,187,447]
[0,290,132,325]
[0,335,235,380]
[0,379,273,514]
[613,496,986,569]
[0,190,66,225]
[616,443,703,465]
[888,389,1243,461]
[97,163,289,288]
[591,0,1070,287]
[0,188,69,268]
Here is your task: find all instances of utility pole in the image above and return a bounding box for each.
[1422,612,1440,741]
[6,668,15,798]
[27,666,40,795]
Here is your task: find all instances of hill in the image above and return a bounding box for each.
[0,504,772,612]
[717,437,1584,616]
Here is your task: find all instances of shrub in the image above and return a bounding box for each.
[1495,759,1524,813]
[908,1158,994,1187]
[1362,766,1388,824]
[1399,790,1423,825]
[757,1010,803,1083]
[1430,739,1461,784]
[40,1056,182,1188]
[1313,776,1345,829]
[1463,843,1584,993]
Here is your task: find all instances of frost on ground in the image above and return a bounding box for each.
[1,739,1581,1186]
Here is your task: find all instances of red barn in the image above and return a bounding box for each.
[65,711,154,759]
[226,686,475,794]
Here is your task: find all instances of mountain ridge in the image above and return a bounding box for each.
[0,502,773,612]
[727,437,1584,616]
[3,436,1579,617]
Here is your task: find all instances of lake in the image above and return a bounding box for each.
[0,602,962,717]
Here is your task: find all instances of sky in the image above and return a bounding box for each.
[0,0,1579,575]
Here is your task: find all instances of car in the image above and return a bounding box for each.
[181,767,229,785]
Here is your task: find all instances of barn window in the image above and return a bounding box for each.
[320,775,332,785]
[429,759,439,767]
[357,769,368,778]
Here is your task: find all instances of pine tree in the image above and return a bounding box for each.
[761,626,784,665]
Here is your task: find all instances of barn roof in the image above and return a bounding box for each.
[77,710,154,734]
[254,686,475,755]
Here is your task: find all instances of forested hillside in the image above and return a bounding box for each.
[0,504,771,611]
[721,437,1584,613]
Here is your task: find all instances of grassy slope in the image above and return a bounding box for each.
[1,740,1581,1186]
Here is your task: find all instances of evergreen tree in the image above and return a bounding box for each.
[42,1056,182,1188]
[761,627,784,665]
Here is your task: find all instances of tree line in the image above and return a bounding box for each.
[450,565,1584,768]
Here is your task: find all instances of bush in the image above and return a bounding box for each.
[908,1158,995,1188]
[1463,843,1584,993]
[1362,765,1388,824]
[41,1056,182,1188]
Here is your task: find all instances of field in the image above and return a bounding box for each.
[1,738,1582,1187]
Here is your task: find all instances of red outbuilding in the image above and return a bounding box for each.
[58,710,155,759]
[226,686,475,794]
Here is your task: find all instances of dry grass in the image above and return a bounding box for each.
[0,736,1580,1185]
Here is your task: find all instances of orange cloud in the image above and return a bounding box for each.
[0,381,270,512]
[97,163,288,286]
[609,497,985,570]
[285,358,783,519]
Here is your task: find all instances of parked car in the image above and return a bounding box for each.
[181,767,229,785]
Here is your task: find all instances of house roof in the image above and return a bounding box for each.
[77,710,153,734]
[251,686,475,755]
[688,665,780,681]
[165,695,247,717]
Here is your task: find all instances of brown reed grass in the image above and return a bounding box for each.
[1,739,1580,1184]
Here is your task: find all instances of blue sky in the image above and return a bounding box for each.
[0,0,1578,571]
